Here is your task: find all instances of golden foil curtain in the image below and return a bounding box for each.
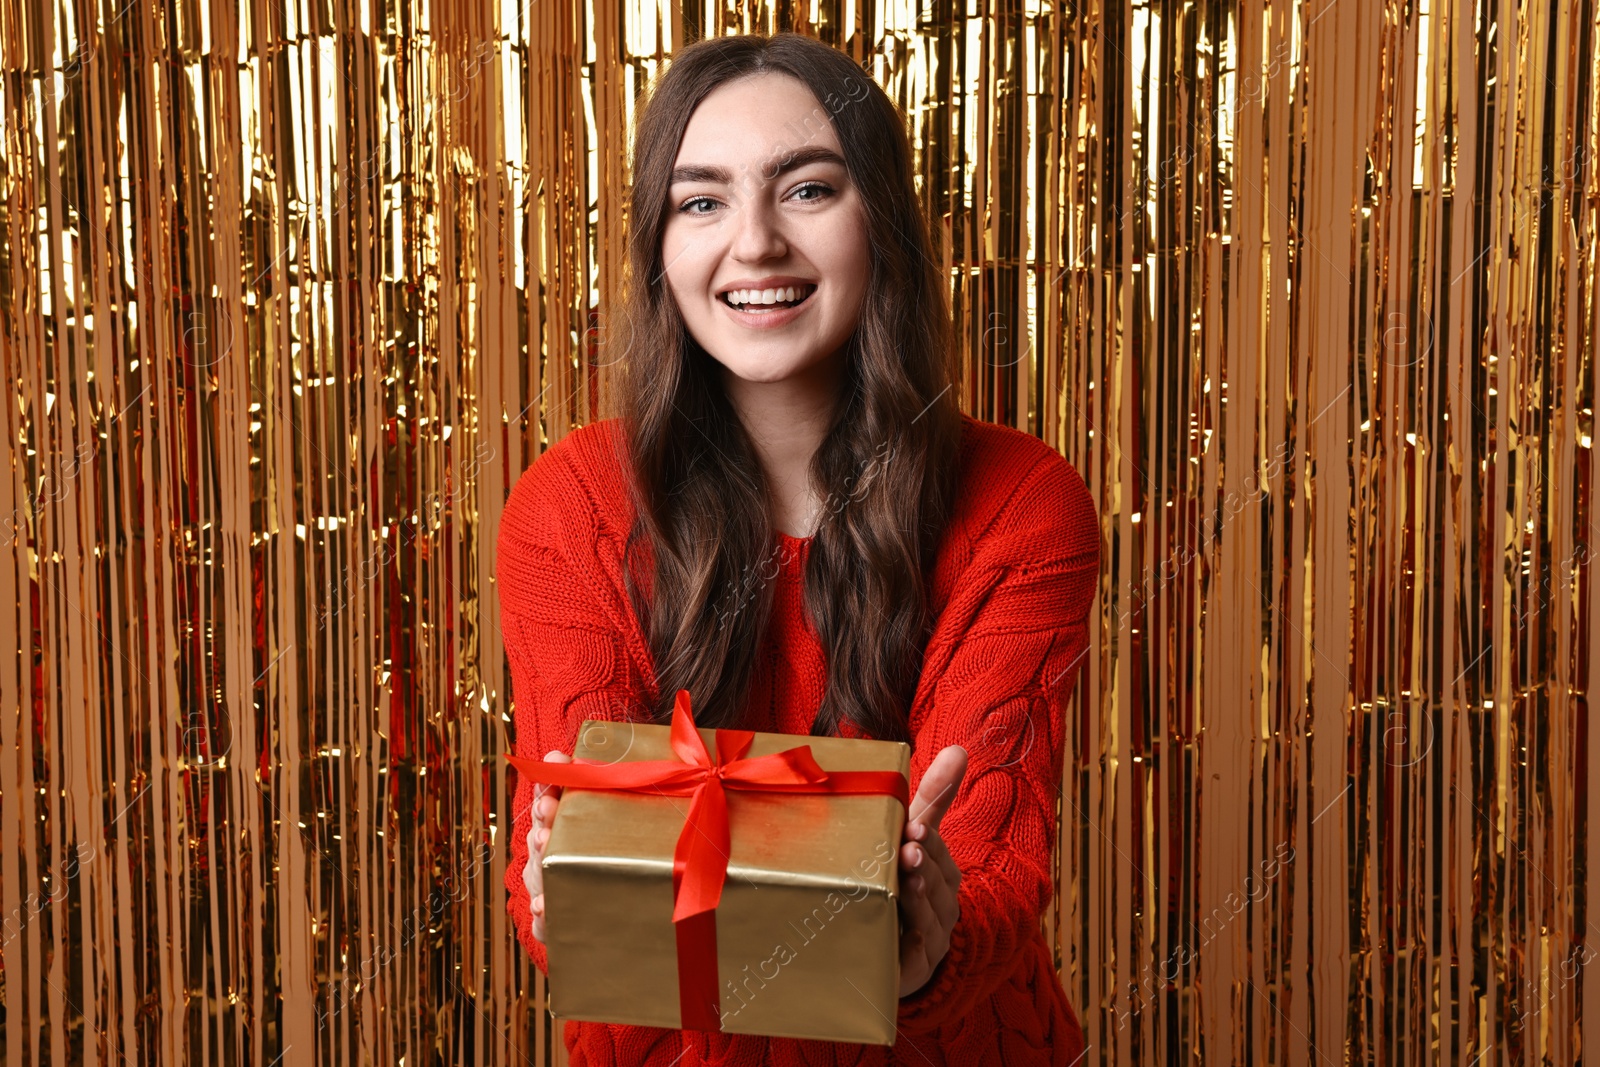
[0,0,1593,1065]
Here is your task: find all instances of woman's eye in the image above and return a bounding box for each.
[791,182,834,203]
[679,196,719,215]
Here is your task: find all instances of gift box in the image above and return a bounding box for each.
[509,690,911,1044]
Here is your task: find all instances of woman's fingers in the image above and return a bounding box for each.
[900,866,940,948]
[898,795,963,997]
[526,748,571,947]
[898,817,959,995]
[531,893,546,944]
[899,834,946,931]
[907,745,969,832]
[526,829,548,943]
[917,823,962,905]
[524,822,542,890]
[532,749,572,840]
[533,750,572,813]
[906,838,956,921]
[918,849,959,930]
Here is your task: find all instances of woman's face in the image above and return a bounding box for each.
[660,72,871,392]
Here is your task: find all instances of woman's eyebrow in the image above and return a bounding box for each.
[670,146,847,185]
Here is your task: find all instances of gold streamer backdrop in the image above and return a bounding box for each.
[0,0,1594,1063]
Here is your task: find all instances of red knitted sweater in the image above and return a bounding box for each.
[498,413,1098,1066]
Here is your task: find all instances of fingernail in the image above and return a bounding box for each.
[912,846,923,867]
[533,895,544,913]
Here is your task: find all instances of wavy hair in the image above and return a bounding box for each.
[615,33,962,742]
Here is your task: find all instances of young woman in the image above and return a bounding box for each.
[498,32,1099,1065]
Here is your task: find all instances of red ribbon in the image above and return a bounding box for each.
[509,689,910,1031]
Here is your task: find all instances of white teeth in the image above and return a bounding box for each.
[723,284,814,308]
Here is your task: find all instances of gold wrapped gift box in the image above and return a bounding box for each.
[538,714,911,1045]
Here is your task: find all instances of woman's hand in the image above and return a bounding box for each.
[897,745,968,998]
[524,749,571,944]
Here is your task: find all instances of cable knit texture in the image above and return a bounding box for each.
[498,413,1098,1066]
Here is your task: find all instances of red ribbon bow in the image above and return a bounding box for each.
[509,690,910,1031]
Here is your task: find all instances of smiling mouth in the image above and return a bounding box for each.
[718,283,818,312]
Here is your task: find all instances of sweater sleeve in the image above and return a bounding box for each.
[497,435,657,970]
[894,448,1100,1033]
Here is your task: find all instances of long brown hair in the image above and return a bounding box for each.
[615,33,962,742]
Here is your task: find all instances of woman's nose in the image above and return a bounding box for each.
[729,197,787,261]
